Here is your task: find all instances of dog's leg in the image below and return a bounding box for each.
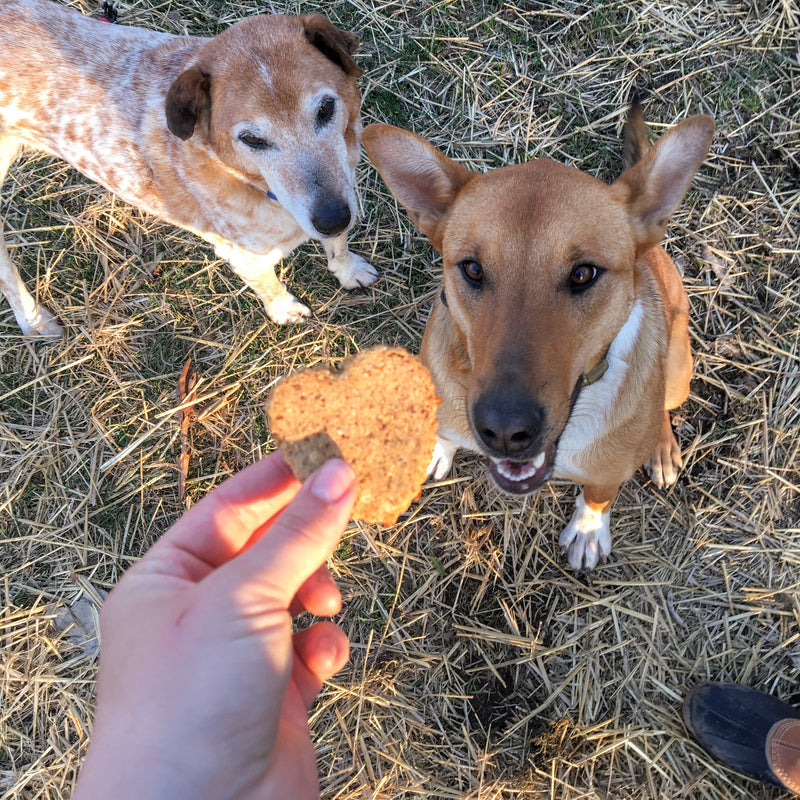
[427,435,459,480]
[645,411,683,488]
[322,234,378,289]
[0,139,63,336]
[646,297,692,488]
[0,246,60,336]
[558,485,617,572]
[219,244,311,324]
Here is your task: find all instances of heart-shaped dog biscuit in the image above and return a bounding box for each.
[268,346,440,526]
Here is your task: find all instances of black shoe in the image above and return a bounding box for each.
[683,682,800,789]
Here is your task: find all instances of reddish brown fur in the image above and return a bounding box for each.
[363,109,714,571]
[432,161,639,445]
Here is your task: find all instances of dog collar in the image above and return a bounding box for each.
[580,356,609,388]
[568,352,609,416]
[266,190,278,201]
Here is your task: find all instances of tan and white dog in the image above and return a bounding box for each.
[363,103,713,571]
[0,0,377,335]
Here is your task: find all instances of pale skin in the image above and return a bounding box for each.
[71,453,357,800]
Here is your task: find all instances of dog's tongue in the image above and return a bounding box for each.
[488,445,555,495]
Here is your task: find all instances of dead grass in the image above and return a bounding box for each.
[1,0,799,798]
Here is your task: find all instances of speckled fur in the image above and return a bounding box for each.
[0,0,377,334]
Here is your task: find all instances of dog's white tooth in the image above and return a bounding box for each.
[494,457,549,483]
[496,461,514,480]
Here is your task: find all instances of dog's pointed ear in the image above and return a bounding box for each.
[362,124,474,251]
[165,67,210,140]
[612,115,714,255]
[302,13,363,78]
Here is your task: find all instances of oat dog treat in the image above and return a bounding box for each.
[268,346,440,526]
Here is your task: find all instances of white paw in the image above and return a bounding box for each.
[20,306,63,338]
[427,438,456,481]
[264,292,311,324]
[558,492,612,572]
[329,252,379,289]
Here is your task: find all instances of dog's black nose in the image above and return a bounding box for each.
[311,201,351,236]
[472,391,545,458]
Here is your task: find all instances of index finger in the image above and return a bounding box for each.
[150,451,302,569]
[209,459,356,607]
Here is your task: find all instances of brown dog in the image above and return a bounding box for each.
[363,103,713,571]
[0,0,377,336]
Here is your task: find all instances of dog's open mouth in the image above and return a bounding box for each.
[488,444,556,495]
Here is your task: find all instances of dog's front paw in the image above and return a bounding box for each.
[427,438,457,481]
[645,427,682,488]
[20,306,63,338]
[329,252,379,289]
[558,493,611,572]
[264,292,311,324]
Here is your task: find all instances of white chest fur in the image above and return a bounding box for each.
[553,299,644,483]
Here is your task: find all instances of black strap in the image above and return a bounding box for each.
[569,353,609,412]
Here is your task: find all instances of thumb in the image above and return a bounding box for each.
[208,459,356,607]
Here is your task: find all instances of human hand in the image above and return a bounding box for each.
[72,453,356,800]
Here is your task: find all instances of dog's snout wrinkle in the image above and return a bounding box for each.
[472,391,545,458]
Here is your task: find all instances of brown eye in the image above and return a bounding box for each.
[239,132,274,151]
[569,263,601,293]
[460,259,484,286]
[316,97,336,128]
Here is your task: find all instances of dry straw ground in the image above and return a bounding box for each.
[1,0,798,797]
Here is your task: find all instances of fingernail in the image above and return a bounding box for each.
[309,459,355,503]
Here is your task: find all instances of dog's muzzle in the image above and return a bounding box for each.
[470,388,555,494]
[311,199,351,237]
[474,354,609,496]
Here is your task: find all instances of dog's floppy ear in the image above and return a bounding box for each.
[302,13,363,78]
[612,115,714,255]
[165,67,211,140]
[362,124,473,252]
